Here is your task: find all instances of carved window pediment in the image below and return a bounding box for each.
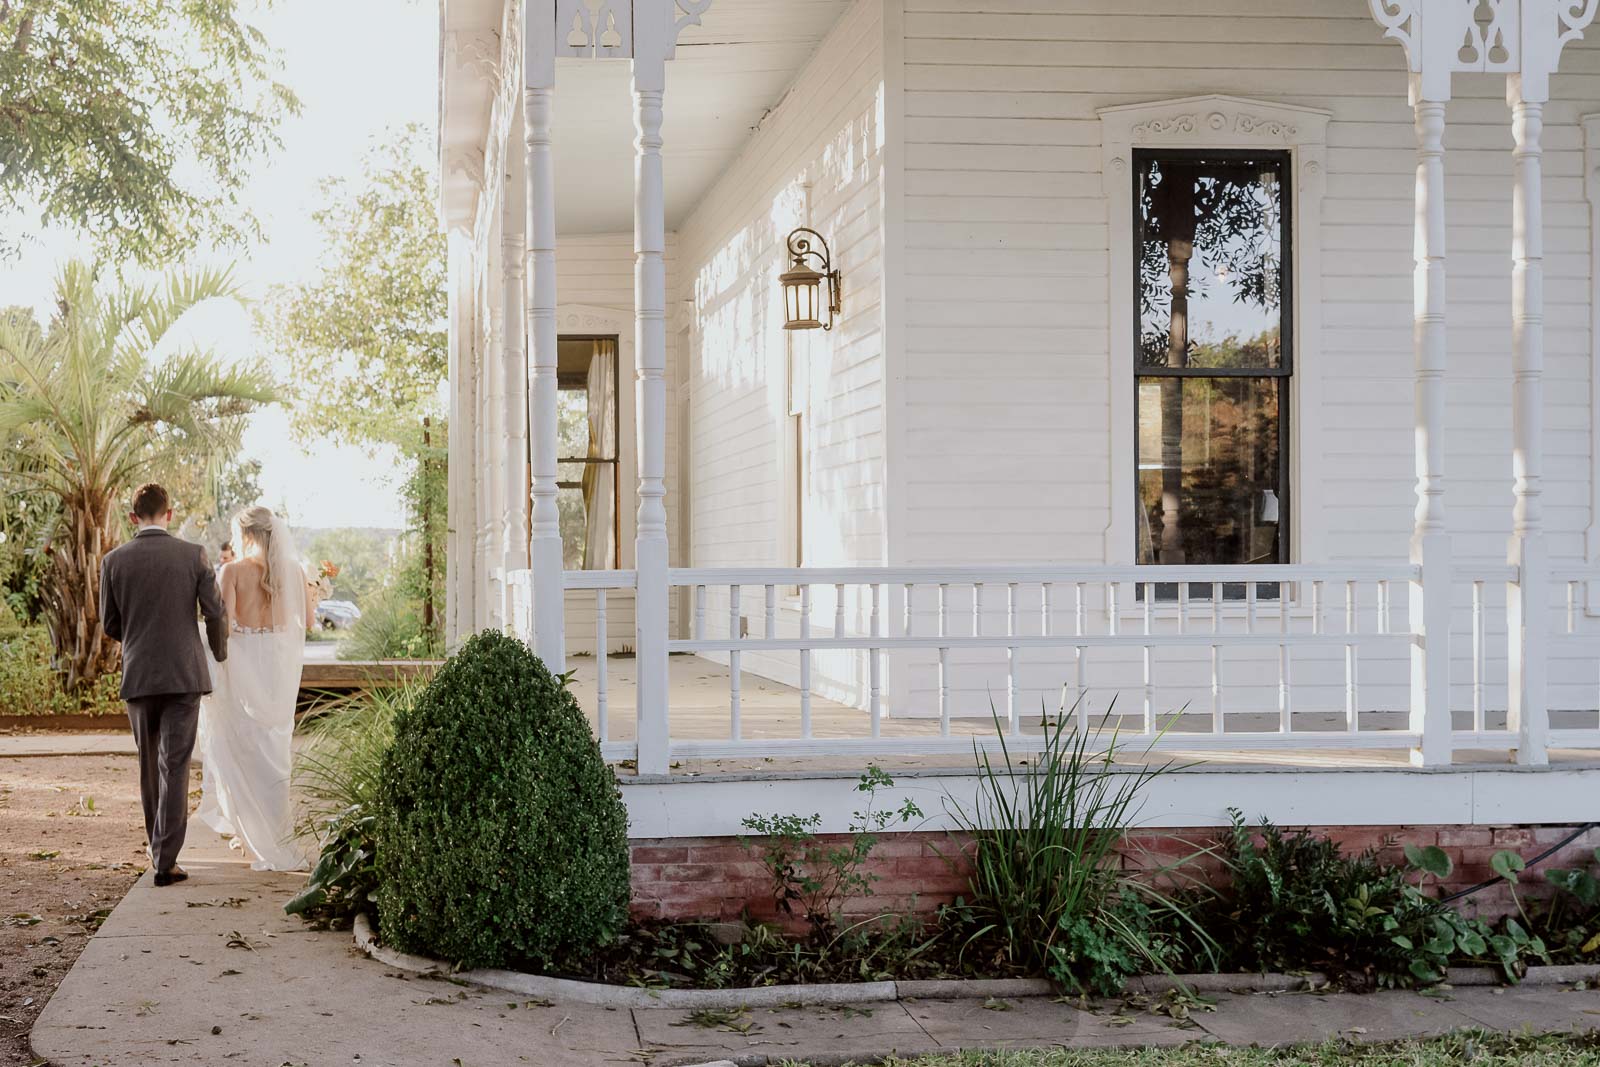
[1099,95,1330,150]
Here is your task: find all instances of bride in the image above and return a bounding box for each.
[197,505,313,871]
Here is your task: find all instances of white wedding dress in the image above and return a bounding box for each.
[197,518,310,872]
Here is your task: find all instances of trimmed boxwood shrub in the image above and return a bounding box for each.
[373,630,630,968]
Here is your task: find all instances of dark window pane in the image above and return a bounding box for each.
[1137,156,1285,371]
[1136,376,1282,565]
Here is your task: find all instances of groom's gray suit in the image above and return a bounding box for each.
[100,527,229,875]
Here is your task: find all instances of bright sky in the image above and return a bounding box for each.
[0,0,439,529]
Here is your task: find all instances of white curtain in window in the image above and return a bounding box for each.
[581,339,617,569]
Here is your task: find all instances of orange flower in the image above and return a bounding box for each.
[320,560,339,579]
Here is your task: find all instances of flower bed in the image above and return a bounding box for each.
[287,637,1600,997]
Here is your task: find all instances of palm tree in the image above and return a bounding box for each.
[0,260,276,691]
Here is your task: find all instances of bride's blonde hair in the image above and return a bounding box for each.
[233,506,280,601]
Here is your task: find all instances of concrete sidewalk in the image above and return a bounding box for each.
[0,731,137,757]
[30,823,1600,1067]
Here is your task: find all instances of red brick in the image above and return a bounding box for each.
[1492,828,1534,847]
[892,855,961,878]
[631,846,689,865]
[660,864,728,883]
[1535,825,1599,845]
[865,836,932,860]
[685,843,756,865]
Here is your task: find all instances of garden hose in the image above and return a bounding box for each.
[1438,822,1599,903]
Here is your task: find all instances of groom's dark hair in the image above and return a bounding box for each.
[131,483,170,521]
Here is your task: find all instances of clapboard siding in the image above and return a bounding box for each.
[673,0,886,703]
[892,0,1598,713]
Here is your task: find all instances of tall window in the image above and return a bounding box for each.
[1134,150,1289,571]
[556,336,619,569]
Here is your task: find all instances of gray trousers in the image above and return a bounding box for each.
[125,694,201,873]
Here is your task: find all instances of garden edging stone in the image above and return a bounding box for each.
[358,914,1488,1008]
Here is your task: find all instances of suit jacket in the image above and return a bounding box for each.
[100,528,228,699]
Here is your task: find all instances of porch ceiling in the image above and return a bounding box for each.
[551,0,851,233]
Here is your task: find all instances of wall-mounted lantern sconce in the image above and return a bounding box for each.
[779,227,841,331]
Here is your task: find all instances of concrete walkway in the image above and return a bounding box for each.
[1,732,137,757]
[28,821,1600,1067]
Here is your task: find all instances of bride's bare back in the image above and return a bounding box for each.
[221,557,314,632]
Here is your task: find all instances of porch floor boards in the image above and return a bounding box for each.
[562,655,1600,777]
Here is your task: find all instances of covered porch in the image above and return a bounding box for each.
[441,0,1600,791]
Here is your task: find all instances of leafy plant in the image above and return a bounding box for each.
[0,262,275,690]
[739,765,922,930]
[942,702,1211,993]
[374,630,630,969]
[284,805,376,927]
[285,681,419,927]
[1204,816,1550,987]
[0,626,122,717]
[0,0,300,264]
[1525,846,1600,964]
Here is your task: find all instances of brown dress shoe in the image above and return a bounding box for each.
[153,866,188,887]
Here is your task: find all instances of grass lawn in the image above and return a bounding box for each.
[799,1032,1600,1066]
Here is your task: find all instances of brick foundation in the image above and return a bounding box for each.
[629,823,1600,925]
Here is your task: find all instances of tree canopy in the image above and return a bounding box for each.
[0,0,299,264]
[264,124,446,454]
[0,260,277,688]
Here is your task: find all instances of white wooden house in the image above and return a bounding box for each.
[438,0,1600,841]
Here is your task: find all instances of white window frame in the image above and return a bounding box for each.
[1098,95,1330,577]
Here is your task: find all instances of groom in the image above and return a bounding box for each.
[100,483,229,886]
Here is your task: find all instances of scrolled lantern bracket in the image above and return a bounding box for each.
[779,226,841,331]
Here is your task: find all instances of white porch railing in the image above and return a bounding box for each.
[506,562,1600,772]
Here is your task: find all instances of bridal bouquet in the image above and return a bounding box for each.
[313,560,338,599]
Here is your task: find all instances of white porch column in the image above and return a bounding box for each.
[445,229,476,644]
[503,96,532,621]
[524,2,565,671]
[482,206,508,631]
[1408,75,1453,767]
[1506,73,1549,765]
[632,19,671,774]
[464,244,488,637]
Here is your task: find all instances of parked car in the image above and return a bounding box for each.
[315,600,362,631]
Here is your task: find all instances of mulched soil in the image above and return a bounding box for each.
[0,754,191,1066]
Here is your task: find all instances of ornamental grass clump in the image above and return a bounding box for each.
[944,701,1211,995]
[373,630,630,969]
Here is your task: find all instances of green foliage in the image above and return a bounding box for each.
[303,528,393,604]
[1202,814,1548,987]
[374,631,629,969]
[0,0,299,264]
[1527,847,1600,964]
[178,457,264,557]
[581,913,979,990]
[739,765,923,931]
[1047,889,1187,998]
[0,261,276,689]
[264,129,448,653]
[394,420,446,652]
[284,805,376,927]
[943,704,1209,994]
[286,681,417,927]
[264,125,445,454]
[338,587,438,661]
[0,626,121,716]
[868,1032,1600,1067]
